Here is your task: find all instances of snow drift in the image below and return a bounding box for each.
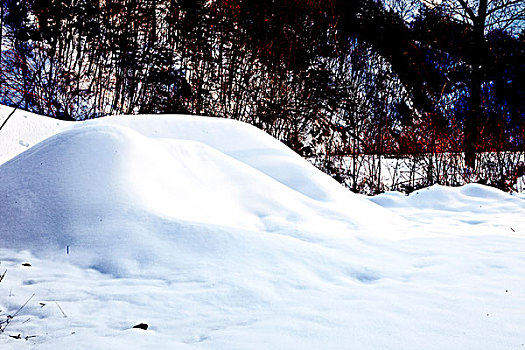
[0,111,404,277]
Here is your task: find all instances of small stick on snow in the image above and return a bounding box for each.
[0,270,6,283]
[11,294,35,319]
[55,302,67,318]
[0,106,18,133]
[1,293,35,333]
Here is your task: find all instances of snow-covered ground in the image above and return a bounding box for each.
[0,106,524,349]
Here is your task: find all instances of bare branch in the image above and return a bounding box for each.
[456,0,478,21]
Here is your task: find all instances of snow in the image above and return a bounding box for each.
[1,107,524,349]
[0,106,71,164]
[370,184,525,238]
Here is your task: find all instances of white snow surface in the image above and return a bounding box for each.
[0,106,524,349]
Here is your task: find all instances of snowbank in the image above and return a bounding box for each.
[371,183,525,237]
[0,110,406,277]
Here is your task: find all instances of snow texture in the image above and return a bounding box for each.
[0,106,524,349]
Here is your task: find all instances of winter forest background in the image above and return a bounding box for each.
[1,0,524,194]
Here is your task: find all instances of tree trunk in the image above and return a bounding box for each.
[464,0,488,170]
[464,65,482,169]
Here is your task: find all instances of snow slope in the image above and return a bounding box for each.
[370,184,525,237]
[0,106,71,164]
[1,107,524,349]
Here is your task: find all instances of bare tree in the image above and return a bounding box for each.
[438,0,524,168]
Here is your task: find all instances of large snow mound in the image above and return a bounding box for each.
[0,112,405,277]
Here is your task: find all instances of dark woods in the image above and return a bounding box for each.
[1,0,524,193]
